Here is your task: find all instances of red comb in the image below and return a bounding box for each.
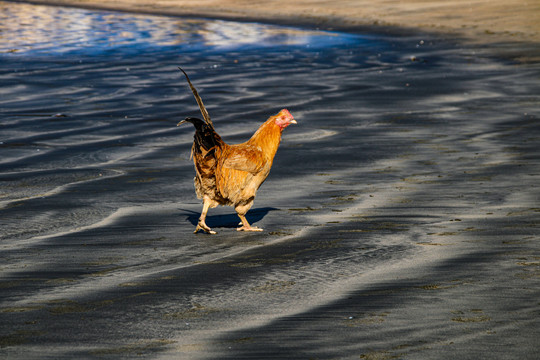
[281,109,293,118]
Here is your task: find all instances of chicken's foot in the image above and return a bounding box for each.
[237,225,263,232]
[195,220,216,234]
[237,215,263,232]
[195,223,216,234]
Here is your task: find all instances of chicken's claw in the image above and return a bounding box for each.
[237,225,263,232]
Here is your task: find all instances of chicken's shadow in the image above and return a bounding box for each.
[180,207,279,229]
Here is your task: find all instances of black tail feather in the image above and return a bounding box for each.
[181,117,218,151]
[178,67,214,130]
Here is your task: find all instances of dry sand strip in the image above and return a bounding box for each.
[12,0,540,61]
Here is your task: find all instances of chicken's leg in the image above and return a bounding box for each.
[195,198,216,234]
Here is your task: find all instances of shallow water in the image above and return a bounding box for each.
[1,1,540,359]
[0,1,362,56]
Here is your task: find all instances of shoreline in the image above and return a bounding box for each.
[9,0,540,63]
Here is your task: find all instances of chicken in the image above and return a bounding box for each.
[177,68,296,234]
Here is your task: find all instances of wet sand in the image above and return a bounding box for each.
[1,1,540,359]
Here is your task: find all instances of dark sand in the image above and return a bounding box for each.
[1,1,540,359]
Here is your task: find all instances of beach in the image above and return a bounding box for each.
[1,0,539,359]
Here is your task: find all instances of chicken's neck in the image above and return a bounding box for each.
[247,120,282,160]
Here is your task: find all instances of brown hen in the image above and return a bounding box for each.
[178,68,296,234]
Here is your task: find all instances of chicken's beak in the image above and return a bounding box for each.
[290,119,297,124]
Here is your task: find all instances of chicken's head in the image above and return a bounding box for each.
[274,109,297,130]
